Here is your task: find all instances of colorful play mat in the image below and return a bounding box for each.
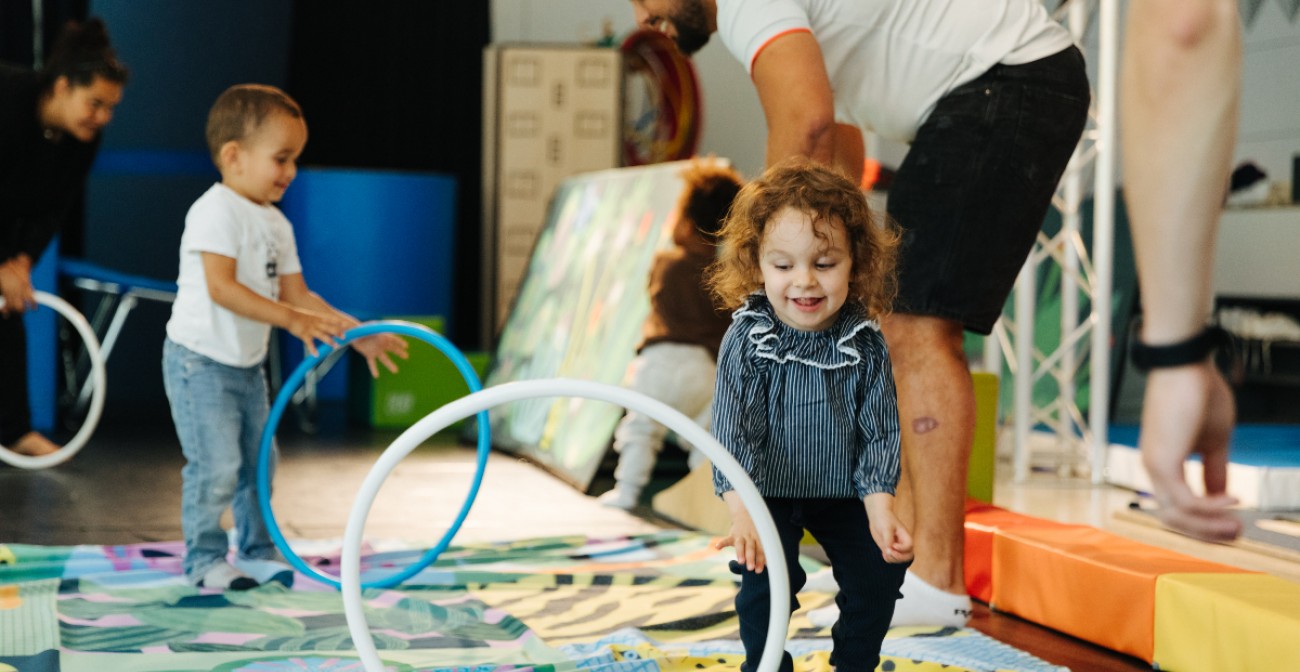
[0,531,1066,672]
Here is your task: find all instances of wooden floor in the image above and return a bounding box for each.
[4,414,1290,671]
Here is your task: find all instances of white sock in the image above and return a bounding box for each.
[805,570,971,629]
[802,567,840,593]
[889,570,972,627]
[807,602,839,628]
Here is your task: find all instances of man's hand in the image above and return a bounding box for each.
[0,255,36,316]
[864,492,914,563]
[1140,360,1243,542]
[715,490,767,573]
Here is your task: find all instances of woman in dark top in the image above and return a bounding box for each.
[0,19,127,456]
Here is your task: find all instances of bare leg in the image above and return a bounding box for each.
[1122,0,1243,541]
[883,314,975,596]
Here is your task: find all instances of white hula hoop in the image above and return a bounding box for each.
[341,378,790,672]
[0,291,106,469]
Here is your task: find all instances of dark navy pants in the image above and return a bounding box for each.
[0,312,31,445]
[734,497,909,672]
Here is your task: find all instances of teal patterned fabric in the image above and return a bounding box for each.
[0,532,1064,672]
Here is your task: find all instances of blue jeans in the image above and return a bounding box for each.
[733,498,909,672]
[162,338,278,581]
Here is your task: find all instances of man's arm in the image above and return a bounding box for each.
[750,32,838,167]
[1121,0,1243,541]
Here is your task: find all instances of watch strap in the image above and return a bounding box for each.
[1130,324,1231,372]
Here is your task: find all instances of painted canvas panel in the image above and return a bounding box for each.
[486,161,694,490]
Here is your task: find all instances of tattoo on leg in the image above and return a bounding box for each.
[912,417,939,434]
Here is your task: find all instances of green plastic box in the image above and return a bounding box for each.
[349,316,490,431]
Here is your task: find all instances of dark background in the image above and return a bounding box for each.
[2,0,491,426]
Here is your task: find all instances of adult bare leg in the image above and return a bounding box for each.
[885,313,974,598]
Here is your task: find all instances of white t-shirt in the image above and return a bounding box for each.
[166,183,303,367]
[717,0,1075,142]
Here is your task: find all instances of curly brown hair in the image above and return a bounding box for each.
[708,157,900,320]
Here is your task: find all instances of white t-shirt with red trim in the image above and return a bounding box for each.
[716,0,1074,142]
[167,183,303,368]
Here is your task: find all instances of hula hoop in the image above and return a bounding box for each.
[620,29,702,166]
[0,291,107,469]
[256,320,490,589]
[341,379,789,672]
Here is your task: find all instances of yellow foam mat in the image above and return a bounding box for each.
[1153,572,1300,672]
[991,525,1251,661]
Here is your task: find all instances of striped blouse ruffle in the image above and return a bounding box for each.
[711,294,901,500]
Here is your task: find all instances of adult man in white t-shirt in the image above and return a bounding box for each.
[627,0,1090,628]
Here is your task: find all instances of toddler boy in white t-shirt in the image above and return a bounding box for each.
[163,84,407,590]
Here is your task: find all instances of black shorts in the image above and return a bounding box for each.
[888,46,1091,335]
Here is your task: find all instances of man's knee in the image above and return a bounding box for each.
[882,314,964,363]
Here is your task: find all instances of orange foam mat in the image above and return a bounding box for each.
[990,525,1254,662]
[1153,573,1300,672]
[963,502,1069,604]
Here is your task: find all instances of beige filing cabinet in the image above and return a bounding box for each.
[481,45,623,338]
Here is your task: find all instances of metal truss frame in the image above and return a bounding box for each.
[984,0,1120,484]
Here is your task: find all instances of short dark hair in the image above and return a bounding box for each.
[673,160,743,247]
[40,18,129,91]
[205,84,304,166]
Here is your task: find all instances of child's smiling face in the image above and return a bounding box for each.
[758,206,852,332]
[223,112,307,206]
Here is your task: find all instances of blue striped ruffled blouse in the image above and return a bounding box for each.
[711,294,901,499]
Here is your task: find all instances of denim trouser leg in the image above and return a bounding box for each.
[233,367,277,562]
[163,339,277,580]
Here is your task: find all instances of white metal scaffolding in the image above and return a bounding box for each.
[986,0,1120,484]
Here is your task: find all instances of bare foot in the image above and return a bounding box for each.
[12,432,59,456]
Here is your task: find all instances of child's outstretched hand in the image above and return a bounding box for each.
[352,333,410,378]
[715,490,766,573]
[864,493,914,564]
[286,308,350,357]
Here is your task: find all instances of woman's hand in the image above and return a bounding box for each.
[715,490,766,573]
[864,493,914,564]
[0,255,36,316]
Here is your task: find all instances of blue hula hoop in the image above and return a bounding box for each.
[256,320,490,590]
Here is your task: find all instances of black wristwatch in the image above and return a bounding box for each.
[1130,323,1232,372]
